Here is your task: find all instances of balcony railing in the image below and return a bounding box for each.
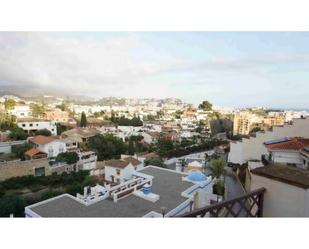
[179,187,266,217]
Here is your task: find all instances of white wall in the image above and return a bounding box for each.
[38,140,67,158]
[105,164,135,183]
[17,121,57,135]
[250,174,309,217]
[229,117,309,164]
[272,151,303,165]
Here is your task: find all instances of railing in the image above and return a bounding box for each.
[179,187,266,217]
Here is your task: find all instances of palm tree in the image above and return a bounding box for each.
[209,159,236,198]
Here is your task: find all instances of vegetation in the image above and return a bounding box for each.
[250,127,262,133]
[30,102,46,118]
[88,134,126,160]
[35,128,52,136]
[4,99,16,111]
[0,193,25,217]
[0,115,16,131]
[80,112,87,127]
[0,171,96,217]
[12,143,33,161]
[198,100,213,111]
[56,152,79,164]
[9,127,28,140]
[144,157,165,168]
[114,115,143,126]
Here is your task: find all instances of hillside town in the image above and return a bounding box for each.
[1,94,309,217]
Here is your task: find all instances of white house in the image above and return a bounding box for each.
[264,137,309,169]
[29,135,67,158]
[141,131,160,144]
[104,157,143,184]
[228,117,309,165]
[10,105,32,118]
[78,151,98,170]
[17,118,57,136]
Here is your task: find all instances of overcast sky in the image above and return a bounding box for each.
[0,32,309,109]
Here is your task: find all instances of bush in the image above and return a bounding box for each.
[35,129,52,136]
[0,194,25,217]
[213,182,225,196]
[56,152,79,164]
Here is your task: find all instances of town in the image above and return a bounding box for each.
[0,94,308,217]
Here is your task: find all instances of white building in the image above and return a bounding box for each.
[264,137,309,169]
[78,151,98,170]
[228,117,309,165]
[9,105,32,118]
[250,165,309,217]
[29,135,67,158]
[17,119,57,136]
[104,157,143,184]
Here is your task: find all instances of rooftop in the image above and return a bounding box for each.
[265,137,309,151]
[29,135,59,145]
[251,164,309,189]
[27,166,194,217]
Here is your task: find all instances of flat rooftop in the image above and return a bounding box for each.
[251,164,309,189]
[28,166,194,217]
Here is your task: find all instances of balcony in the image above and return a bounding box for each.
[178,187,266,217]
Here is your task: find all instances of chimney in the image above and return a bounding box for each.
[83,186,88,198]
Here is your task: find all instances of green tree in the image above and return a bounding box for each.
[80,112,87,127]
[210,159,226,179]
[128,140,135,155]
[157,138,174,157]
[12,143,33,160]
[198,100,213,111]
[144,157,165,168]
[56,152,79,164]
[4,99,16,111]
[0,193,25,217]
[88,134,126,160]
[35,129,52,136]
[30,103,46,118]
[9,127,28,141]
[250,127,262,133]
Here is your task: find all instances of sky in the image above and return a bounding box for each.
[0,32,309,109]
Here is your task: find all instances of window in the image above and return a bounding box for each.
[29,123,33,127]
[35,167,45,176]
[116,169,121,175]
[22,124,26,127]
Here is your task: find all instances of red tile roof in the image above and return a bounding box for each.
[25,148,47,157]
[29,135,58,145]
[265,137,309,151]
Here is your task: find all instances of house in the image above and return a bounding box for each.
[250,165,309,217]
[142,131,161,144]
[228,116,309,165]
[44,110,70,123]
[104,157,143,184]
[28,135,67,158]
[61,128,99,144]
[264,137,309,169]
[17,118,57,135]
[9,105,32,118]
[78,151,98,170]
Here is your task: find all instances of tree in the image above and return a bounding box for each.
[9,127,28,141]
[198,100,213,111]
[250,127,262,133]
[35,129,52,136]
[0,193,25,217]
[30,103,46,118]
[80,112,87,127]
[56,152,79,164]
[12,143,33,160]
[4,99,16,111]
[128,140,135,155]
[210,159,226,179]
[144,157,165,168]
[157,138,174,157]
[56,102,68,111]
[88,134,126,160]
